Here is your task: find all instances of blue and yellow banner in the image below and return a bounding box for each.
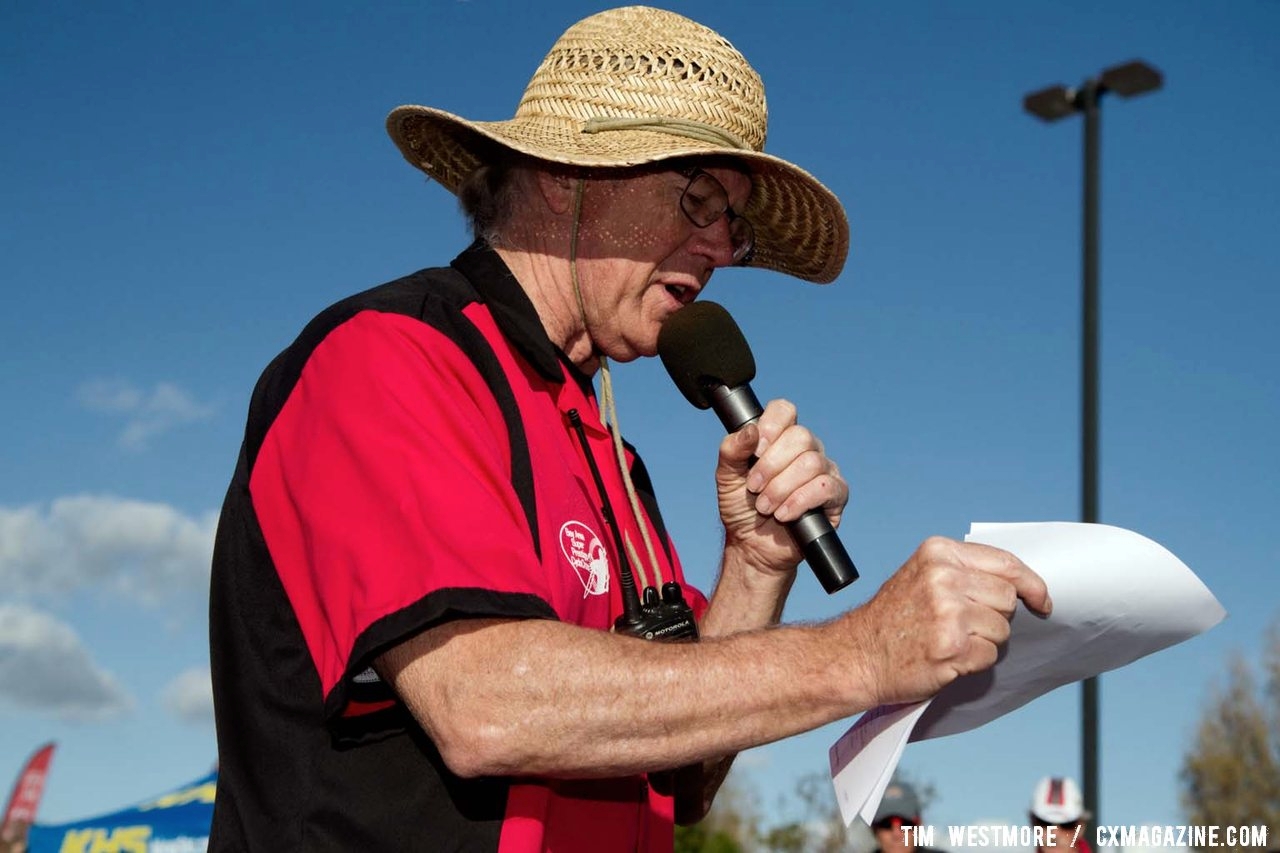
[26,771,215,853]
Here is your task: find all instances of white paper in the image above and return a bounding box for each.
[829,700,932,826]
[829,522,1225,826]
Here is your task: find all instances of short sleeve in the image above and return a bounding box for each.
[249,310,557,711]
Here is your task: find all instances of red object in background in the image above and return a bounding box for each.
[1,742,56,839]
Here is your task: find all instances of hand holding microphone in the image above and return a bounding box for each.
[658,301,858,594]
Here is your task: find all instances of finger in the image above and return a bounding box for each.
[772,473,846,525]
[717,422,760,479]
[959,633,1002,676]
[934,607,1008,677]
[753,398,798,455]
[951,541,1053,617]
[960,570,1020,619]
[754,455,846,523]
[963,600,1014,648]
[746,422,822,493]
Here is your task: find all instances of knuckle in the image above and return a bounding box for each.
[918,535,955,564]
[798,449,825,478]
[788,424,815,448]
[930,620,966,662]
[997,548,1024,574]
[772,398,798,422]
[916,585,954,625]
[1002,584,1018,613]
[973,640,999,672]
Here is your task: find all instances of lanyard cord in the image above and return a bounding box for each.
[568,178,666,590]
[566,408,644,610]
[598,364,665,588]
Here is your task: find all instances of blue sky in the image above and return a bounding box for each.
[2,0,1276,838]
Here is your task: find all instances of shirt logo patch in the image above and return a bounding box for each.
[559,520,610,597]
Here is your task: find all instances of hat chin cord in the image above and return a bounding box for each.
[568,177,665,590]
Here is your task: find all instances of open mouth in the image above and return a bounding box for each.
[664,283,696,304]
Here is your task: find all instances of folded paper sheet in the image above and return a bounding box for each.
[829,522,1225,827]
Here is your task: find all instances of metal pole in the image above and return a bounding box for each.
[1080,78,1101,831]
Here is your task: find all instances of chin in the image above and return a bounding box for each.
[599,337,657,363]
[607,348,650,364]
[606,324,662,362]
[636,331,664,359]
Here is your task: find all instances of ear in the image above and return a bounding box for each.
[534,170,576,215]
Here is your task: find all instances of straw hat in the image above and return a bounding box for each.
[386,5,849,284]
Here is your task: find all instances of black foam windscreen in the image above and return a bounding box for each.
[657,301,757,409]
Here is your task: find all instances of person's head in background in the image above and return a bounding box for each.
[872,782,925,853]
[1030,776,1091,851]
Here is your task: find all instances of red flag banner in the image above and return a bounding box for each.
[1,742,56,840]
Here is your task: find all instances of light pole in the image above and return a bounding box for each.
[1023,59,1162,830]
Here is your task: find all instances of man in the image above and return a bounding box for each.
[871,782,940,853]
[870,778,942,850]
[208,6,1051,852]
[1030,776,1093,853]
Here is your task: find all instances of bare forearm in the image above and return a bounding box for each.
[678,545,801,817]
[377,614,870,781]
[699,543,798,638]
[379,535,1054,801]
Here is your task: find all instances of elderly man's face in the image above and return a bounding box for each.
[571,164,751,361]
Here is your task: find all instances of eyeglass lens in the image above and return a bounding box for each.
[680,172,754,263]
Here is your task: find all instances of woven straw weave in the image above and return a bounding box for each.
[387,6,849,283]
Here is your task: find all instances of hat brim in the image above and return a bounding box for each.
[387,105,850,284]
[1031,808,1090,824]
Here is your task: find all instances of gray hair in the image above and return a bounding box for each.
[457,157,529,246]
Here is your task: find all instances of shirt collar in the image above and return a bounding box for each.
[450,239,566,384]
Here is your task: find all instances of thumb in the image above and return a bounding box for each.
[717,423,759,481]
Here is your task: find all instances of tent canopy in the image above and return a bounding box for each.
[26,771,215,853]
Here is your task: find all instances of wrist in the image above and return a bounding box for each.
[699,543,797,635]
[720,539,798,591]
[825,609,883,713]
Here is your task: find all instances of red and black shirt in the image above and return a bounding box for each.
[209,242,706,852]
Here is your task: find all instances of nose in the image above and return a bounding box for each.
[687,213,738,269]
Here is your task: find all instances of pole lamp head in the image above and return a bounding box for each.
[1023,84,1078,122]
[1099,60,1163,98]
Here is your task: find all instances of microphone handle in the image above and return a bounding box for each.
[705,384,859,594]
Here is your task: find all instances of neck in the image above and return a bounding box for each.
[493,242,600,375]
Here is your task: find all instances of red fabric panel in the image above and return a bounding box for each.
[250,310,547,700]
[499,778,675,853]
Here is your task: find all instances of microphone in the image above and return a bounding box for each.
[657,301,858,594]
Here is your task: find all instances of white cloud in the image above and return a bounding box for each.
[0,495,218,603]
[76,378,145,413]
[161,667,214,727]
[0,604,134,719]
[77,379,216,449]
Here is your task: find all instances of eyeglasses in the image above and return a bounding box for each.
[1032,818,1080,831]
[872,817,918,832]
[677,169,755,265]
